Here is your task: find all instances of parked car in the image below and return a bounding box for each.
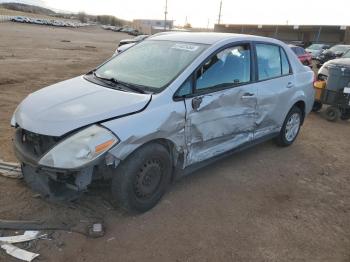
[318,49,350,79]
[118,34,149,47]
[10,15,86,28]
[115,43,135,55]
[305,43,330,59]
[11,33,314,213]
[120,27,134,33]
[289,45,313,67]
[289,40,307,48]
[11,16,25,23]
[315,44,350,68]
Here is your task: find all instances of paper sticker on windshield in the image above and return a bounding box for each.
[171,43,199,52]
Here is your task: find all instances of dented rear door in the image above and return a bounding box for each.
[253,43,295,139]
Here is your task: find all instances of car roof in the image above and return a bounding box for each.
[148,32,279,45]
[333,44,350,47]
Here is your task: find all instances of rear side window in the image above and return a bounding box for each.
[256,44,291,80]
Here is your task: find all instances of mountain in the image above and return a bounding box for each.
[0,2,55,15]
[0,0,47,7]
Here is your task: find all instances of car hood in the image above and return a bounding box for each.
[318,58,350,77]
[306,49,321,55]
[14,76,152,136]
[325,58,350,67]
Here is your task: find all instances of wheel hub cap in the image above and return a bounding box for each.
[285,113,300,142]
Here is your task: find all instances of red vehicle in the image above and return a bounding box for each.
[289,45,313,67]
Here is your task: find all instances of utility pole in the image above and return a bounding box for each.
[164,0,168,30]
[218,0,222,25]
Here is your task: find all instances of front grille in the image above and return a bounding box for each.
[15,128,62,159]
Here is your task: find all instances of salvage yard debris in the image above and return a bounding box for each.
[0,219,106,238]
[0,160,22,179]
[0,231,45,261]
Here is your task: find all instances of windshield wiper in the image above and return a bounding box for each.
[93,71,146,94]
[116,80,146,94]
[93,71,119,84]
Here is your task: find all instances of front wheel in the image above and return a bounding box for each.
[325,106,340,122]
[111,143,172,213]
[276,106,302,147]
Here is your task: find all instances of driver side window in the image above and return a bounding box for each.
[196,44,251,91]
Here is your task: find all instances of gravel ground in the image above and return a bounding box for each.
[0,22,349,262]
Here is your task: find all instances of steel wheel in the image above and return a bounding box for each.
[111,143,172,213]
[134,159,163,200]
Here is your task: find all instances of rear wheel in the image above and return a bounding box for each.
[276,106,302,147]
[325,106,341,121]
[111,143,172,213]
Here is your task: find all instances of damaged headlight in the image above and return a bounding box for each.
[39,125,119,169]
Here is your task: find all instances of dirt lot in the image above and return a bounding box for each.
[0,22,350,262]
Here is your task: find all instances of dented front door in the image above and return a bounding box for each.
[183,44,257,166]
[184,85,257,166]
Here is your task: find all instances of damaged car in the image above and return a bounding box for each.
[11,33,314,213]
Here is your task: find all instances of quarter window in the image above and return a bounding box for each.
[256,44,291,80]
[281,48,291,75]
[196,45,251,91]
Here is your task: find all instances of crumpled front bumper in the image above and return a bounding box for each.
[13,129,94,201]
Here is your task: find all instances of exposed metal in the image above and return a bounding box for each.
[0,231,43,262]
[0,219,104,237]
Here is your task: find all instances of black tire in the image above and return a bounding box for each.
[111,143,172,213]
[276,106,302,147]
[325,106,341,122]
[340,109,350,120]
[312,101,323,112]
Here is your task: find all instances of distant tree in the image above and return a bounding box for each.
[77,12,87,23]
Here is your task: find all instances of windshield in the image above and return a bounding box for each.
[307,44,324,50]
[330,45,350,53]
[342,50,350,58]
[95,40,208,91]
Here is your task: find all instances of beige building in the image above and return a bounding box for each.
[133,19,174,35]
[214,24,350,45]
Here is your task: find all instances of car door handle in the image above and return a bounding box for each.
[287,82,294,88]
[241,93,255,99]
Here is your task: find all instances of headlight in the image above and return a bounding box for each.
[39,125,119,169]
